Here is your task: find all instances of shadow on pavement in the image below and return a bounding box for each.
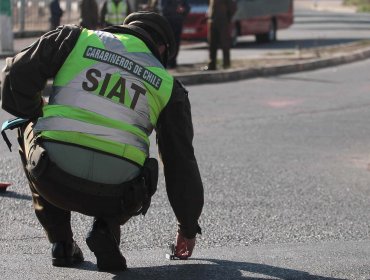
[233,38,367,50]
[186,38,366,51]
[107,258,345,280]
[270,76,339,84]
[0,190,32,201]
[73,260,99,272]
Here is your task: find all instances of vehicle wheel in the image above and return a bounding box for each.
[231,23,238,47]
[267,19,277,42]
[255,19,276,43]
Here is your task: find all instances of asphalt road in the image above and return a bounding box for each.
[1,53,370,279]
[2,3,370,279]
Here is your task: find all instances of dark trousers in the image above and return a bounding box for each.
[208,21,231,69]
[50,17,61,30]
[18,122,140,244]
[165,17,184,68]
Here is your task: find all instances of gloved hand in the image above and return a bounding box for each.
[174,232,196,260]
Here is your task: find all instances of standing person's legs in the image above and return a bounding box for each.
[207,22,218,70]
[220,23,231,69]
[166,18,183,68]
[50,17,58,30]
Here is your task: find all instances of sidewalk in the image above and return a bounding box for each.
[0,0,365,87]
[295,0,357,13]
[2,37,370,88]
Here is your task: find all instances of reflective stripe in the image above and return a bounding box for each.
[126,52,164,69]
[95,31,127,53]
[34,117,149,154]
[95,31,164,69]
[50,86,153,135]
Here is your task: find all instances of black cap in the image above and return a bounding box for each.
[123,12,176,61]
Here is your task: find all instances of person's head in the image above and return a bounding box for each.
[123,11,176,66]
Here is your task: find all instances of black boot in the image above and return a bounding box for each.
[51,240,84,267]
[86,219,127,271]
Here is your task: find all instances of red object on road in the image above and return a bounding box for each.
[0,183,11,192]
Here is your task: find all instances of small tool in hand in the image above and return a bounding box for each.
[165,243,178,260]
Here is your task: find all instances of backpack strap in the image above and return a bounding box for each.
[1,118,29,151]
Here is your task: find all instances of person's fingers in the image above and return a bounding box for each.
[175,242,186,255]
[174,233,196,260]
[175,240,187,257]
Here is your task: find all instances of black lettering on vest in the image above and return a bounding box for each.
[130,83,146,109]
[82,68,101,91]
[99,73,112,96]
[106,77,126,104]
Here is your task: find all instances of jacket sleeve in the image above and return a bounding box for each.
[156,80,204,239]
[1,25,82,119]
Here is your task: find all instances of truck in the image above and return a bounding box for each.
[181,0,294,45]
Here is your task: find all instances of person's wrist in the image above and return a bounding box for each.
[178,224,201,239]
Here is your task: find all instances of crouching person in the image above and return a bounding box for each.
[1,11,204,271]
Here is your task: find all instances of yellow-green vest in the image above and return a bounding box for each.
[105,0,127,25]
[34,29,174,166]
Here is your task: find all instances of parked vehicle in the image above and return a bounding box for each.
[181,0,294,44]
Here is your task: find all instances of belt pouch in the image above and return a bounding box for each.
[26,145,49,179]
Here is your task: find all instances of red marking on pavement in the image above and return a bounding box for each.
[348,157,370,171]
[266,99,302,108]
[0,183,11,188]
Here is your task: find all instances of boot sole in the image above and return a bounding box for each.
[52,255,84,267]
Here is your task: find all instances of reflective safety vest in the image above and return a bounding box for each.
[105,0,127,25]
[34,29,174,166]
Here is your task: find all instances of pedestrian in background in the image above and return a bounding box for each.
[79,0,99,29]
[161,0,190,68]
[100,0,132,27]
[49,0,64,30]
[144,0,160,13]
[204,0,236,70]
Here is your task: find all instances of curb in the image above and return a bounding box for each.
[0,53,14,59]
[1,46,370,96]
[0,31,47,59]
[173,46,370,86]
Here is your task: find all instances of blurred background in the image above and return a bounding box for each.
[12,0,80,34]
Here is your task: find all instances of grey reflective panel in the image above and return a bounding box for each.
[34,117,149,154]
[117,72,151,122]
[97,31,164,69]
[50,85,153,135]
[59,62,114,94]
[95,31,127,54]
[127,52,164,69]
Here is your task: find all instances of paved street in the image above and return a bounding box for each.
[2,51,370,279]
[1,1,370,279]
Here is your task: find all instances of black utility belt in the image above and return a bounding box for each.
[47,160,146,197]
[64,172,146,197]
